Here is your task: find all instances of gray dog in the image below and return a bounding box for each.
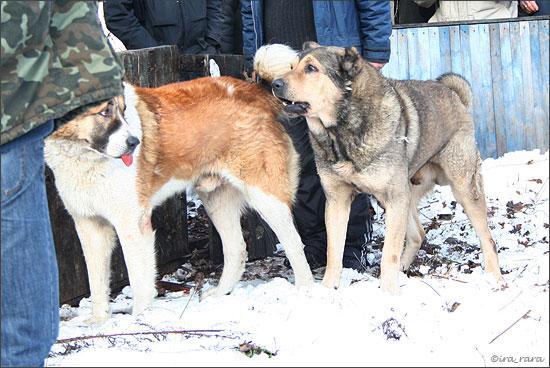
[270,42,504,294]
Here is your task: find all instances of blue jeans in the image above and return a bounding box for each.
[1,121,59,367]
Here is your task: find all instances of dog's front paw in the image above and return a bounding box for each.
[132,301,153,316]
[294,272,314,288]
[321,275,340,290]
[489,268,506,285]
[484,271,508,290]
[379,276,400,295]
[132,289,156,315]
[200,286,230,301]
[496,275,507,287]
[399,256,415,272]
[85,312,110,325]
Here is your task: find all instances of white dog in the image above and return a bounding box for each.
[45,88,156,324]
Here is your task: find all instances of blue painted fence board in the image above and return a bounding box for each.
[383,17,549,158]
[519,21,534,150]
[529,21,543,150]
[489,23,508,156]
[540,20,550,151]
[397,30,409,79]
[500,22,519,153]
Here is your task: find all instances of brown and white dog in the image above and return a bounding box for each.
[45,77,314,323]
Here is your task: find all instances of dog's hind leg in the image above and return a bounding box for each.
[400,208,425,271]
[73,216,117,324]
[401,165,436,270]
[438,136,503,282]
[247,188,314,287]
[113,216,157,316]
[199,184,247,299]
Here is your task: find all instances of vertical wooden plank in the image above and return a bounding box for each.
[168,47,178,84]
[449,25,462,75]
[498,22,519,153]
[417,27,431,80]
[382,30,398,79]
[138,51,149,87]
[459,24,472,84]
[151,194,189,275]
[170,46,179,83]
[468,23,487,157]
[490,23,507,156]
[519,21,535,151]
[133,51,141,85]
[397,29,409,80]
[147,48,157,87]
[539,19,550,152]
[529,20,545,153]
[510,21,525,153]
[428,26,441,79]
[122,52,139,84]
[407,28,421,79]
[469,23,497,158]
[390,29,399,78]
[479,23,497,158]
[439,26,452,73]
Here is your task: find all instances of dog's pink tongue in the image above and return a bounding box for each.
[121,153,133,167]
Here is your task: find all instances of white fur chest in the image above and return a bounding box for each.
[45,140,140,221]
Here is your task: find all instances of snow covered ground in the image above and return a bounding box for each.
[46,150,549,367]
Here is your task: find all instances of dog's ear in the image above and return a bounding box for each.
[302,41,320,51]
[341,47,361,79]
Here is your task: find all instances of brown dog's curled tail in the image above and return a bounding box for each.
[437,73,472,110]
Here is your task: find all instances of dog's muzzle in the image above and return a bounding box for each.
[271,79,310,115]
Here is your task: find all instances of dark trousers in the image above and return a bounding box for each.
[282,116,373,263]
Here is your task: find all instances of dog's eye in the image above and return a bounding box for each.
[98,106,111,117]
[305,64,318,73]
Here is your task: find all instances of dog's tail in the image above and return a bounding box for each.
[254,44,299,82]
[437,73,472,110]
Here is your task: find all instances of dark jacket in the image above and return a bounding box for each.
[1,1,123,145]
[241,0,392,68]
[219,0,243,54]
[104,0,231,54]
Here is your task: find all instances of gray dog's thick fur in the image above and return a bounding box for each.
[271,44,504,293]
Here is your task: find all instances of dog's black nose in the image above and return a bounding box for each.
[126,136,140,149]
[272,79,285,92]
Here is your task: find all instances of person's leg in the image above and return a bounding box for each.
[342,193,373,271]
[281,116,328,268]
[1,121,59,367]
